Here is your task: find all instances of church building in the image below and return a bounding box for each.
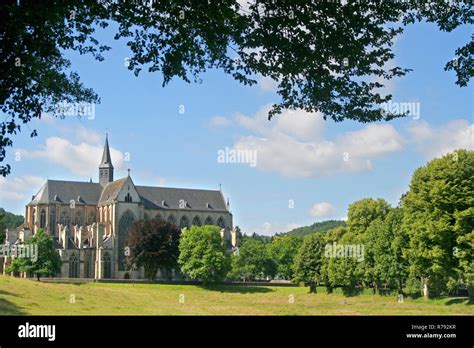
[2,135,236,280]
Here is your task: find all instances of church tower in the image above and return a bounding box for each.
[99,134,114,187]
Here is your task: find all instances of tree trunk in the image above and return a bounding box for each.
[467,284,474,299]
[422,278,429,299]
[309,284,317,293]
[36,274,40,281]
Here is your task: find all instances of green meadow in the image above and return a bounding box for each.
[0,276,471,315]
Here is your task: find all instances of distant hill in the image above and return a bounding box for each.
[278,220,346,238]
[0,208,24,243]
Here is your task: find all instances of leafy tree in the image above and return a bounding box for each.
[347,198,391,235]
[1,1,471,176]
[293,233,325,293]
[362,208,408,294]
[453,207,474,297]
[230,238,275,281]
[268,235,302,280]
[0,208,24,243]
[126,220,181,280]
[320,226,348,293]
[6,229,61,281]
[329,231,361,296]
[178,225,230,283]
[402,150,474,298]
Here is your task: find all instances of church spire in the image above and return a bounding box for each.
[99,133,114,187]
[100,133,113,166]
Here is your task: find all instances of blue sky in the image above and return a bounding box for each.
[0,20,472,236]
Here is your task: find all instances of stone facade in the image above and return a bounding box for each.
[2,135,236,280]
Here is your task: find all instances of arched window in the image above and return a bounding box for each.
[204,216,213,226]
[179,215,189,229]
[217,217,225,228]
[60,211,69,226]
[49,211,56,235]
[154,214,162,221]
[69,254,79,278]
[88,212,96,224]
[125,193,132,203]
[167,214,177,225]
[118,210,135,271]
[75,211,83,226]
[40,209,46,228]
[84,254,92,278]
[103,252,112,279]
[192,216,201,227]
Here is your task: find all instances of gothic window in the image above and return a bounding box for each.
[167,214,177,225]
[40,209,46,228]
[192,216,201,227]
[75,211,83,226]
[103,252,112,278]
[217,217,225,228]
[154,214,162,221]
[144,213,150,221]
[84,255,92,278]
[88,212,96,224]
[69,254,79,278]
[60,211,69,226]
[50,212,56,235]
[125,193,132,203]
[118,210,135,271]
[179,215,189,229]
[204,216,213,226]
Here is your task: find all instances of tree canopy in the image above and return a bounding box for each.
[6,228,62,281]
[230,237,275,280]
[178,225,230,283]
[0,0,472,175]
[126,219,181,280]
[293,232,325,293]
[402,149,474,297]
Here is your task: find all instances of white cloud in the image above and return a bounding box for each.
[230,104,404,177]
[258,76,278,92]
[75,125,102,144]
[309,202,337,218]
[0,175,44,203]
[19,137,125,177]
[408,120,473,158]
[235,103,326,141]
[209,116,232,128]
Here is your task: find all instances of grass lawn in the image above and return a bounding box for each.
[0,275,472,315]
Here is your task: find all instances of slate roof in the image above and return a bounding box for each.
[99,133,114,169]
[29,178,229,212]
[29,180,103,206]
[98,177,128,204]
[136,185,228,212]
